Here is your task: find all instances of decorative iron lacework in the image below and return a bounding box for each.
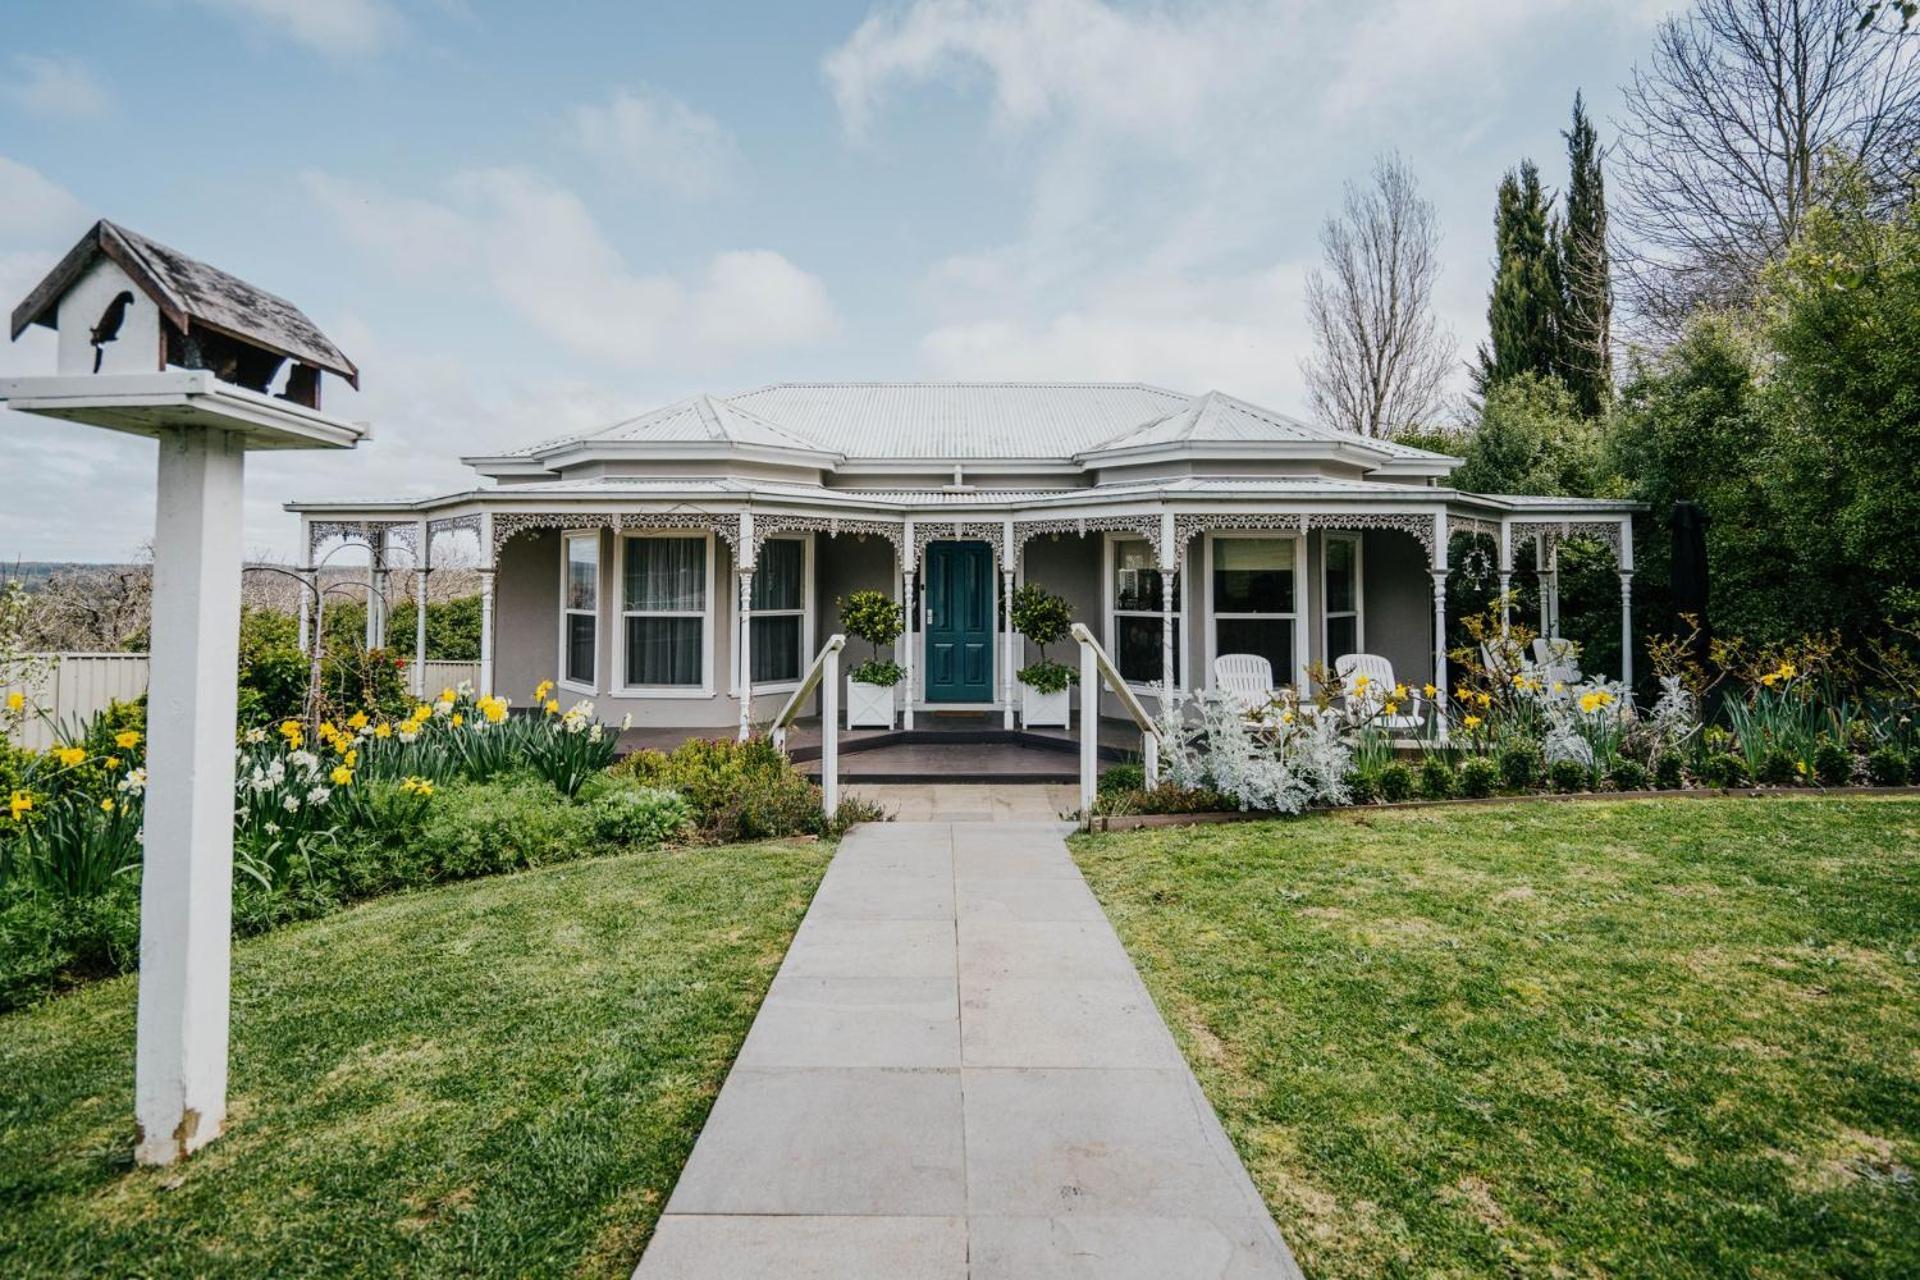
[1450,516,1501,541]
[911,520,1007,570]
[1164,511,1440,567]
[1013,515,1163,557]
[750,515,906,562]
[488,511,743,558]
[309,519,418,558]
[1510,518,1623,558]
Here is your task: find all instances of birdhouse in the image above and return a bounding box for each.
[4,220,366,449]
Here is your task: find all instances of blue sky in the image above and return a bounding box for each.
[1,0,1672,562]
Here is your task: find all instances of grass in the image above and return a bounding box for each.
[0,837,830,1278]
[1072,797,1920,1279]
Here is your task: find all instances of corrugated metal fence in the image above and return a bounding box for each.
[4,653,151,750]
[4,655,485,749]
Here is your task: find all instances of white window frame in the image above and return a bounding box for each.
[1102,533,1188,693]
[617,529,716,698]
[558,529,601,696]
[1203,529,1307,692]
[1321,531,1365,665]
[732,533,814,696]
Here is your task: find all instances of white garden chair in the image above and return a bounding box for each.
[1334,652,1426,733]
[1213,653,1278,718]
[1532,637,1582,687]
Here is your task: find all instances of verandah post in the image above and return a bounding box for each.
[902,519,916,732]
[1431,510,1449,745]
[1618,516,1635,693]
[1002,519,1015,730]
[477,511,495,696]
[413,517,430,699]
[1079,635,1098,828]
[1159,510,1177,717]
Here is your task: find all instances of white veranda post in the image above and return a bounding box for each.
[135,428,247,1165]
[1002,520,1015,730]
[413,519,430,699]
[1618,518,1635,692]
[1497,521,1514,638]
[477,512,496,696]
[1159,511,1177,716]
[738,512,755,741]
[1431,511,1449,743]
[901,523,917,732]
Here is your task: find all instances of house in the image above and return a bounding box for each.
[288,382,1639,741]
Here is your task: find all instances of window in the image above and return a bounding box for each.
[747,536,807,687]
[1323,533,1363,662]
[621,534,709,690]
[1110,536,1180,686]
[1209,535,1299,686]
[561,531,599,690]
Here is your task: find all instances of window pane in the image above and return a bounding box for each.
[1113,538,1178,611]
[1213,538,1293,614]
[750,615,802,683]
[751,538,803,611]
[1117,616,1178,683]
[1217,617,1293,682]
[625,616,703,686]
[1326,538,1356,614]
[566,535,599,610]
[624,537,706,611]
[566,614,595,685]
[1327,615,1358,663]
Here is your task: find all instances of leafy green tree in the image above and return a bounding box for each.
[1478,161,1564,392]
[1560,93,1613,415]
[1452,374,1609,498]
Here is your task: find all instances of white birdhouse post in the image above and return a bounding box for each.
[4,221,366,1165]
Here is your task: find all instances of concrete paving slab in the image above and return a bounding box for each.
[634,820,1297,1279]
[968,1215,1299,1279]
[738,976,960,1069]
[664,1066,965,1217]
[641,1215,967,1279]
[961,978,1182,1069]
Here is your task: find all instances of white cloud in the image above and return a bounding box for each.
[303,167,838,366]
[566,86,740,199]
[190,0,404,56]
[4,56,112,119]
[0,155,90,242]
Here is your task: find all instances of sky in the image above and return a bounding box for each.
[0,0,1676,564]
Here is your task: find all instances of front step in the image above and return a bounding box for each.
[795,734,1123,785]
[788,727,1128,764]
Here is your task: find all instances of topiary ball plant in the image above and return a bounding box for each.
[1548,758,1589,793]
[1755,747,1799,787]
[1377,762,1414,803]
[1009,584,1076,694]
[1608,760,1649,792]
[838,590,905,686]
[1652,752,1685,790]
[1458,755,1499,799]
[1812,739,1853,788]
[1866,746,1909,787]
[1419,756,1456,800]
[1499,739,1542,791]
[1700,751,1749,789]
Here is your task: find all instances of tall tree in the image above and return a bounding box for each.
[1560,92,1613,415]
[1615,0,1920,332]
[1477,160,1563,393]
[1302,152,1455,437]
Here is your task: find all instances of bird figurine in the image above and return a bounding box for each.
[89,290,136,372]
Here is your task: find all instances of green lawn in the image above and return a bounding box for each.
[1072,797,1920,1280]
[0,838,830,1278]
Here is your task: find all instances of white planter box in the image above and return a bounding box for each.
[1021,681,1071,728]
[846,677,896,730]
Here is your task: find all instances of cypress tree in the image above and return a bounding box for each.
[1477,160,1562,393]
[1560,92,1613,416]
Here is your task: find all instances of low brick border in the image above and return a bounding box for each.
[1086,784,1920,832]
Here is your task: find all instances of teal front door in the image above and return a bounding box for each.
[924,541,995,702]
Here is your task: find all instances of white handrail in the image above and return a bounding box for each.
[771,633,846,820]
[1070,623,1162,828]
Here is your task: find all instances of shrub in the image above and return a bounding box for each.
[1098,763,1146,795]
[1755,747,1799,786]
[1011,585,1075,694]
[1458,756,1500,799]
[1344,770,1378,805]
[1096,783,1234,816]
[524,704,620,798]
[1499,740,1542,791]
[1419,757,1456,800]
[839,591,904,686]
[1866,746,1909,787]
[1653,753,1685,790]
[1812,740,1853,787]
[591,786,693,847]
[615,736,830,841]
[1608,760,1649,792]
[1548,758,1589,793]
[1377,762,1414,803]
[1701,752,1749,788]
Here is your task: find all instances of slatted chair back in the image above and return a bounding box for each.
[1212,653,1275,714]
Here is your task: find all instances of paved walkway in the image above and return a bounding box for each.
[634,821,1301,1279]
[845,783,1082,822]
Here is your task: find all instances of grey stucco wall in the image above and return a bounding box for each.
[1362,528,1433,689]
[495,528,560,706]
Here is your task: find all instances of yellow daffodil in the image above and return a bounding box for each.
[8,791,31,821]
[347,711,369,730]
[52,746,85,768]
[1351,673,1370,691]
[1760,672,1779,688]
[279,719,302,739]
[5,691,23,713]
[534,680,554,702]
[1393,683,1408,700]
[101,797,115,813]
[374,722,392,740]
[115,729,141,750]
[400,775,435,797]
[545,698,559,714]
[343,749,359,768]
[1455,683,1471,701]
[451,713,464,728]
[330,765,353,787]
[1579,691,1605,714]
[440,687,456,703]
[1384,700,1399,715]
[414,704,432,721]
[1423,683,1438,699]
[104,756,120,769]
[1476,692,1492,709]
[1464,714,1483,729]
[1777,661,1797,679]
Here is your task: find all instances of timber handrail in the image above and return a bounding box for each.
[1070,622,1163,829]
[771,633,846,819]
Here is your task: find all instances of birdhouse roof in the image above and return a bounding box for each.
[9,219,359,387]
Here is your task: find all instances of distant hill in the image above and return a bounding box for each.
[1,562,143,590]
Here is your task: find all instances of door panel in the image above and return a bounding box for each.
[924,542,994,702]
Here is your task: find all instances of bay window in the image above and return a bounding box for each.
[1208,534,1301,687]
[621,533,710,691]
[1109,536,1179,686]
[746,536,807,687]
[1323,533,1363,663]
[560,531,599,691]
